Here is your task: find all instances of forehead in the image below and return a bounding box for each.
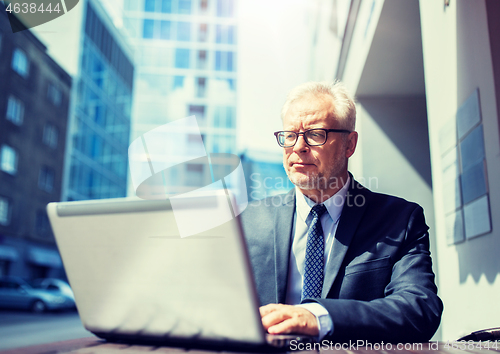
[283,94,336,127]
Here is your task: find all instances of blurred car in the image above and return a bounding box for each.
[31,278,77,312]
[31,278,75,302]
[0,276,76,313]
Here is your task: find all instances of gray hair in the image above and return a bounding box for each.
[280,81,356,131]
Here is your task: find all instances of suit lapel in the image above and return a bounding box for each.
[322,178,370,297]
[273,189,296,303]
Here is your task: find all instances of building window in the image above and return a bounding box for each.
[173,75,184,89]
[6,96,24,125]
[43,124,59,149]
[196,78,206,97]
[200,0,208,13]
[213,106,222,127]
[162,0,172,12]
[177,22,191,41]
[0,145,18,175]
[215,51,221,70]
[188,105,205,120]
[144,0,156,12]
[35,210,51,237]
[11,48,29,78]
[228,26,235,43]
[93,104,105,126]
[197,50,207,69]
[215,51,235,71]
[198,23,208,42]
[160,20,171,39]
[216,0,234,17]
[177,0,191,14]
[213,106,235,128]
[226,106,235,128]
[143,19,172,39]
[0,196,10,226]
[175,48,190,68]
[38,166,55,193]
[47,84,62,106]
[215,25,222,43]
[216,25,236,44]
[90,134,103,158]
[143,19,155,38]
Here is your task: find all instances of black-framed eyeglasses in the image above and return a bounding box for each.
[274,128,351,148]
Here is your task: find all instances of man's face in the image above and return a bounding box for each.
[282,94,357,195]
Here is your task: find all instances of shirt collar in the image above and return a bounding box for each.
[295,176,350,224]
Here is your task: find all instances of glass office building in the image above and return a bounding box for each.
[30,0,135,201]
[64,1,134,201]
[122,0,237,194]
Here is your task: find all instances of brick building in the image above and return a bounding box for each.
[0,5,71,279]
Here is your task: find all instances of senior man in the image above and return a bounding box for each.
[239,81,442,343]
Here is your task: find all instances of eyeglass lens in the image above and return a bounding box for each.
[279,129,327,146]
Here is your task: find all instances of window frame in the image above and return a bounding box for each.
[6,95,25,125]
[38,165,55,193]
[176,21,191,41]
[0,196,11,226]
[0,145,19,175]
[215,51,235,71]
[11,48,30,78]
[42,123,59,149]
[175,48,190,68]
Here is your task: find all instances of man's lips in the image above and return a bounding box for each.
[291,162,315,167]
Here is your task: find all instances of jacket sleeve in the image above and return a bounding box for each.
[307,206,443,343]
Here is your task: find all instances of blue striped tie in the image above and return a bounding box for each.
[301,204,327,301]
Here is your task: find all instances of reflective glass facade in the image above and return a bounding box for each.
[123,0,237,195]
[64,2,134,200]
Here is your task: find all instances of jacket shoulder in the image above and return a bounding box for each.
[242,189,294,214]
[351,179,422,213]
[238,190,294,238]
[349,179,429,237]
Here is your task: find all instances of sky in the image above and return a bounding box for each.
[236,0,311,159]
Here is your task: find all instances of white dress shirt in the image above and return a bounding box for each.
[285,177,350,339]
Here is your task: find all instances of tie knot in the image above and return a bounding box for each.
[310,204,327,218]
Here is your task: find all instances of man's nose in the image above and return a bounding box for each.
[293,134,309,153]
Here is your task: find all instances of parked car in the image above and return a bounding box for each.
[0,276,75,313]
[31,278,75,302]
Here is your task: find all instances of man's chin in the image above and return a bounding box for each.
[288,175,318,190]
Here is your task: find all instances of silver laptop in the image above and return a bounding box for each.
[47,191,313,350]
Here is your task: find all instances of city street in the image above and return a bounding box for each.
[0,310,95,350]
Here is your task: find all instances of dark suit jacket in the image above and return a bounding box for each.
[239,177,443,343]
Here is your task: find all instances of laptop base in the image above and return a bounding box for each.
[94,332,315,353]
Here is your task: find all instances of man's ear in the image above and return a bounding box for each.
[345,131,358,158]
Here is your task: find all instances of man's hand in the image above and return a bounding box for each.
[260,304,319,336]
